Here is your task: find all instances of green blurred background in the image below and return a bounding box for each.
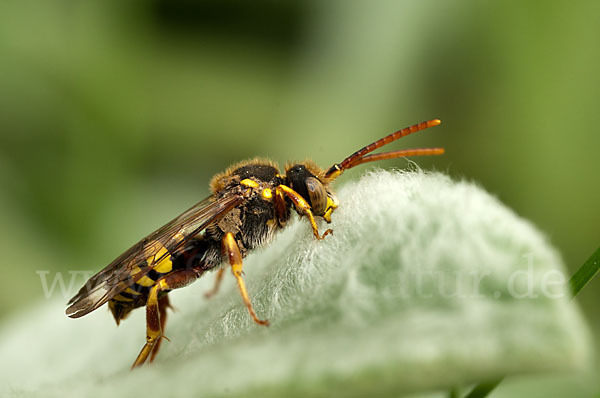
[0,0,598,394]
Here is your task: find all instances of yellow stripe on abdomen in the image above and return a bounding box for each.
[113,294,134,302]
[125,287,142,295]
[143,241,174,274]
[151,245,173,274]
[126,239,179,290]
[137,275,156,287]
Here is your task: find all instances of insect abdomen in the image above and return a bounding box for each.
[108,236,221,324]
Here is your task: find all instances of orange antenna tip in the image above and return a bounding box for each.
[429,119,442,127]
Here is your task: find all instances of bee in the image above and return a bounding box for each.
[66,119,443,368]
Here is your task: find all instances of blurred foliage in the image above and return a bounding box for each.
[0,0,599,392]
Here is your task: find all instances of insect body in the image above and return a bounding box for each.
[66,119,443,368]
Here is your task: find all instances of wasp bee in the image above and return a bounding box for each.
[66,119,443,368]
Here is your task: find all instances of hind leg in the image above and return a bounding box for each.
[131,269,200,369]
[149,294,171,363]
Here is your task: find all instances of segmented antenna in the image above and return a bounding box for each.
[325,119,442,179]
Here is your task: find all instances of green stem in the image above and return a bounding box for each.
[569,247,600,298]
[464,379,504,398]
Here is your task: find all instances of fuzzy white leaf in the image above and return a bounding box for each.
[0,170,591,397]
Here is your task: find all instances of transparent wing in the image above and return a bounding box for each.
[66,191,244,318]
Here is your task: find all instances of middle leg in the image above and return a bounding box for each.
[222,232,269,326]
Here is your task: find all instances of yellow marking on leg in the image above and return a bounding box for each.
[131,271,200,369]
[276,185,332,240]
[322,195,339,223]
[222,233,269,326]
[131,279,170,369]
[240,178,259,188]
[149,295,170,363]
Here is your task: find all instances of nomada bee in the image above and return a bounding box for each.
[66,119,443,368]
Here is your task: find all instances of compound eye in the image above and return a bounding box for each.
[305,177,328,215]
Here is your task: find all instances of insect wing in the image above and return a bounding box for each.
[66,192,244,318]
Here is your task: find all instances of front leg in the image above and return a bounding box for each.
[222,232,269,326]
[276,185,332,240]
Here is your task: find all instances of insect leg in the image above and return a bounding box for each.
[149,294,171,363]
[276,185,332,240]
[131,269,200,369]
[204,268,225,299]
[221,232,269,326]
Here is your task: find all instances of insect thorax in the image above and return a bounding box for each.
[208,159,290,254]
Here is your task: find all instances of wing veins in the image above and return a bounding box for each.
[66,191,244,318]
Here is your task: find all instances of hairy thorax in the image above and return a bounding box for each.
[208,158,291,255]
